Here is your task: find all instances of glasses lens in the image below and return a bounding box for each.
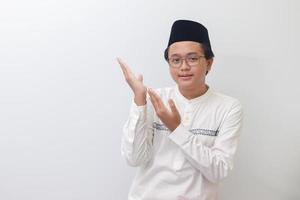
[187,55,200,66]
[169,57,181,68]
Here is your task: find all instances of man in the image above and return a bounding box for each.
[118,19,243,200]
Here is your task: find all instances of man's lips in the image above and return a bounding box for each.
[178,74,193,77]
[178,74,193,81]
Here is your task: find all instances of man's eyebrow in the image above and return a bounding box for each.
[186,52,199,56]
[169,52,199,57]
[169,53,180,57]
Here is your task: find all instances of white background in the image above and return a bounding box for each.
[0,0,299,199]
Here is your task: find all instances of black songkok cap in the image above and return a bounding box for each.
[167,20,212,50]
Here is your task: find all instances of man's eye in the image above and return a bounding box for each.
[188,57,199,62]
[171,58,180,63]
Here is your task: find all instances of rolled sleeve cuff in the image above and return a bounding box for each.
[130,99,147,121]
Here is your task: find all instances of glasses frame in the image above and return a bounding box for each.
[167,54,206,68]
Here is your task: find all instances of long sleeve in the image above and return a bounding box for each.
[121,96,154,167]
[168,100,243,183]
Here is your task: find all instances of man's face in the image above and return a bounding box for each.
[168,41,213,90]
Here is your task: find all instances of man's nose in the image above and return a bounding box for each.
[180,59,191,70]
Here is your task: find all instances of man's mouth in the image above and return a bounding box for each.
[179,74,193,77]
[178,74,194,80]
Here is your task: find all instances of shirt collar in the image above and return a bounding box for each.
[174,84,212,105]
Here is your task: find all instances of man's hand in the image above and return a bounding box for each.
[148,88,181,132]
[117,57,147,106]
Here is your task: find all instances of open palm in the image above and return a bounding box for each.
[117,58,147,96]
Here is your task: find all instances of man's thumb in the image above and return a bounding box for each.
[138,74,143,82]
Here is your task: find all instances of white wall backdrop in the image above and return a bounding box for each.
[0,0,299,199]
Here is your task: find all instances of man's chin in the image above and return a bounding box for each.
[177,82,196,90]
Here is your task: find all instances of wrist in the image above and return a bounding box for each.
[134,94,146,106]
[169,122,180,132]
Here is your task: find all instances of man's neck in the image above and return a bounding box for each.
[179,84,208,100]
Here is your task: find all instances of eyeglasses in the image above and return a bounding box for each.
[168,54,205,68]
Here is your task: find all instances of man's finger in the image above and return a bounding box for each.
[117,58,133,81]
[117,58,128,78]
[148,90,159,112]
[117,58,135,80]
[148,89,161,110]
[168,99,180,116]
[149,89,165,110]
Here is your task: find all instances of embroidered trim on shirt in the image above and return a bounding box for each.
[190,128,219,136]
[153,122,219,136]
[153,122,169,131]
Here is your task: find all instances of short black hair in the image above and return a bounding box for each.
[164,42,214,61]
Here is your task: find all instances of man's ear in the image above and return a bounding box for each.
[206,58,213,75]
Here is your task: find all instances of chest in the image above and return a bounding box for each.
[152,105,224,151]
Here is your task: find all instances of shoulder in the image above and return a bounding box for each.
[209,90,243,113]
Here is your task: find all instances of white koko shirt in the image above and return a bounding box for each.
[121,85,243,200]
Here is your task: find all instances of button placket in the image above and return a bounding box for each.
[182,104,193,126]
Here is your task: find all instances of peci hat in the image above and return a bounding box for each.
[167,19,212,50]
